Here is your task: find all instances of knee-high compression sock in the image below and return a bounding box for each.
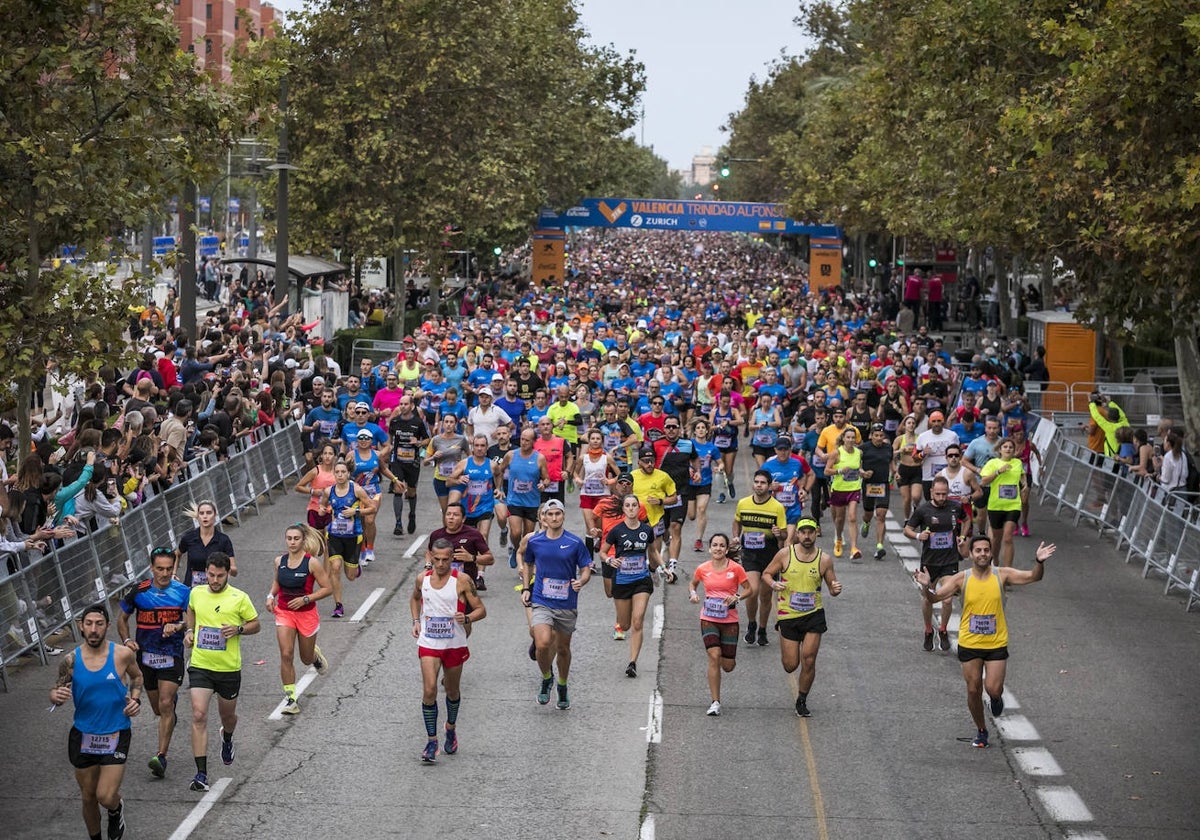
[421,702,438,738]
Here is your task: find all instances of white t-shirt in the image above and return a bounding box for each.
[916,428,960,482]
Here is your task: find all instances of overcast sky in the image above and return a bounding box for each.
[264,0,812,172]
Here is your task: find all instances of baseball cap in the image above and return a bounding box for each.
[478,387,493,397]
[616,471,634,484]
[356,401,371,410]
[870,422,885,432]
[491,372,504,381]
[542,499,565,513]
[638,444,656,460]
[929,410,945,422]
[356,429,374,440]
[774,436,793,449]
[312,376,325,385]
[797,518,818,531]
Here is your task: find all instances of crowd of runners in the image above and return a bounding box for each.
[40,230,1056,838]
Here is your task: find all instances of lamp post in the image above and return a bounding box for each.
[267,78,298,310]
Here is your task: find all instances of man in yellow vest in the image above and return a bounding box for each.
[915,535,1055,749]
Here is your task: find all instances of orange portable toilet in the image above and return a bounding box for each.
[1026,311,1099,412]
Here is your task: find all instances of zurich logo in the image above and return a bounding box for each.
[630,214,644,227]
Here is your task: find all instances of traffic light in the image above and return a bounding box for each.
[712,183,720,193]
[493,246,502,256]
[868,259,877,268]
[896,258,905,266]
[719,166,730,178]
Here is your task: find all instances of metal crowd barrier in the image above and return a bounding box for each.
[0,420,305,689]
[1034,413,1200,611]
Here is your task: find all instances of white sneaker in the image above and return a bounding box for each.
[706,701,721,716]
[312,645,329,675]
[6,624,26,648]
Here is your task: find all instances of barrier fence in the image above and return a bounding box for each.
[0,420,305,689]
[1034,413,1200,611]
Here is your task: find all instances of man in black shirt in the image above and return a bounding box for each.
[388,395,430,535]
[902,476,967,652]
[512,357,544,404]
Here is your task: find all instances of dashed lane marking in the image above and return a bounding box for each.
[349,587,386,621]
[404,535,427,557]
[1012,746,1064,776]
[167,777,232,840]
[1036,786,1095,822]
[267,670,317,721]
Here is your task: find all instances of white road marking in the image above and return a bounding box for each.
[1063,832,1108,840]
[652,604,664,639]
[1012,746,1064,776]
[638,814,656,840]
[349,587,386,622]
[646,690,663,743]
[1002,686,1020,709]
[267,670,317,720]
[404,535,427,557]
[1036,786,1095,822]
[167,777,232,840]
[995,714,1040,741]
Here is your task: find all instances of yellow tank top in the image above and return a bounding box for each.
[958,569,1008,649]
[776,544,823,619]
[830,447,863,492]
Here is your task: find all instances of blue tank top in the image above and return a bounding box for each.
[327,484,362,538]
[353,448,381,494]
[72,642,129,734]
[507,450,541,507]
[692,441,719,486]
[712,409,737,448]
[461,458,495,518]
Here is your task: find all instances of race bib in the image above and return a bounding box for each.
[884,419,899,432]
[664,495,682,509]
[544,481,561,493]
[743,531,766,550]
[467,479,489,497]
[998,484,1018,500]
[713,434,732,448]
[968,613,997,635]
[424,615,455,640]
[450,561,464,575]
[603,433,621,451]
[436,458,457,478]
[752,428,778,447]
[929,530,954,550]
[190,570,207,586]
[619,554,648,576]
[788,591,817,612]
[841,468,860,482]
[396,446,416,461]
[513,479,535,494]
[542,577,570,600]
[582,477,606,495]
[701,596,729,620]
[80,732,119,755]
[329,514,355,537]
[866,483,886,498]
[776,486,797,506]
[141,652,174,669]
[195,626,226,651]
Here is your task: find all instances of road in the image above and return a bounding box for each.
[0,465,1196,840]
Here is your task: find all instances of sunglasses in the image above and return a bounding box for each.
[664,425,680,430]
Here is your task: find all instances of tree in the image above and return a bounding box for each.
[284,0,644,334]
[0,0,233,458]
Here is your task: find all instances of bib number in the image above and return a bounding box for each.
[141,652,174,669]
[513,479,534,494]
[396,446,416,461]
[450,561,464,575]
[998,483,1018,500]
[467,479,488,497]
[190,570,207,587]
[752,428,777,448]
[424,616,455,640]
[80,732,119,756]
[866,483,886,498]
[582,477,606,495]
[436,458,456,479]
[714,434,732,448]
[195,626,226,651]
[743,531,766,550]
[968,614,997,635]
[619,555,648,576]
[788,591,817,612]
[929,530,954,550]
[542,578,570,600]
[330,514,355,536]
[701,596,729,620]
[841,468,860,482]
[776,487,797,506]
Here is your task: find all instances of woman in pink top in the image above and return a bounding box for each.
[688,533,751,717]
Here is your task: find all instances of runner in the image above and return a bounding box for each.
[760,434,813,546]
[427,502,494,592]
[49,604,143,840]
[1007,421,1043,537]
[599,494,662,678]
[410,538,486,762]
[858,423,895,560]
[175,499,236,588]
[936,444,982,538]
[294,441,338,532]
[387,395,430,535]
[534,415,568,504]
[319,461,373,617]
[589,472,644,638]
[732,469,788,647]
[903,475,969,651]
[688,533,751,716]
[915,536,1056,748]
[546,384,583,486]
[348,427,398,565]
[630,443,679,583]
[826,427,865,561]
[963,416,1003,534]
[117,548,189,779]
[266,524,333,715]
[183,552,260,792]
[651,416,696,582]
[748,392,784,467]
[520,499,592,710]
[485,422,516,549]
[979,437,1025,568]
[457,435,500,587]
[916,410,959,500]
[709,391,743,503]
[686,417,720,552]
[762,518,843,717]
[425,413,470,514]
[574,428,620,558]
[496,427,549,568]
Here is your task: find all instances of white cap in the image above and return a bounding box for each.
[478,387,493,397]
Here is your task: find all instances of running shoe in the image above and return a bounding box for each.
[421,740,438,763]
[148,754,166,778]
[332,602,344,619]
[850,548,863,562]
[860,519,870,538]
[219,728,235,765]
[107,798,125,840]
[744,621,758,645]
[189,772,210,792]
[756,628,769,647]
[444,727,458,755]
[613,625,626,641]
[537,676,553,705]
[1022,525,1031,537]
[407,515,417,535]
[508,547,518,569]
[938,630,951,651]
[694,539,704,552]
[990,694,1005,718]
[728,483,736,497]
[499,528,508,547]
[834,539,844,557]
[528,641,537,661]
[361,547,375,564]
[972,728,989,748]
[666,559,678,583]
[874,546,886,561]
[795,697,811,717]
[706,701,722,716]
[313,645,329,675]
[625,661,637,678]
[923,631,934,651]
[281,697,300,715]
[556,684,571,710]
[475,575,487,592]
[717,493,726,504]
[393,525,404,536]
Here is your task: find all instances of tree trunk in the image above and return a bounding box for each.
[1040,260,1053,312]
[391,246,406,341]
[1175,333,1200,452]
[996,249,1015,337]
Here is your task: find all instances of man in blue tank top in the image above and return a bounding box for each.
[49,604,144,840]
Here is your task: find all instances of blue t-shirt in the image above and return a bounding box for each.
[341,421,387,448]
[527,404,549,427]
[119,579,191,658]
[441,362,466,396]
[951,422,984,447]
[461,458,495,518]
[304,406,343,441]
[527,530,593,610]
[762,455,807,519]
[691,441,719,486]
[494,396,526,426]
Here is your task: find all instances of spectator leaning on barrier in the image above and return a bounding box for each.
[1086,393,1129,457]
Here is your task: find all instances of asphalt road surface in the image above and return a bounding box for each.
[1,468,1196,840]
